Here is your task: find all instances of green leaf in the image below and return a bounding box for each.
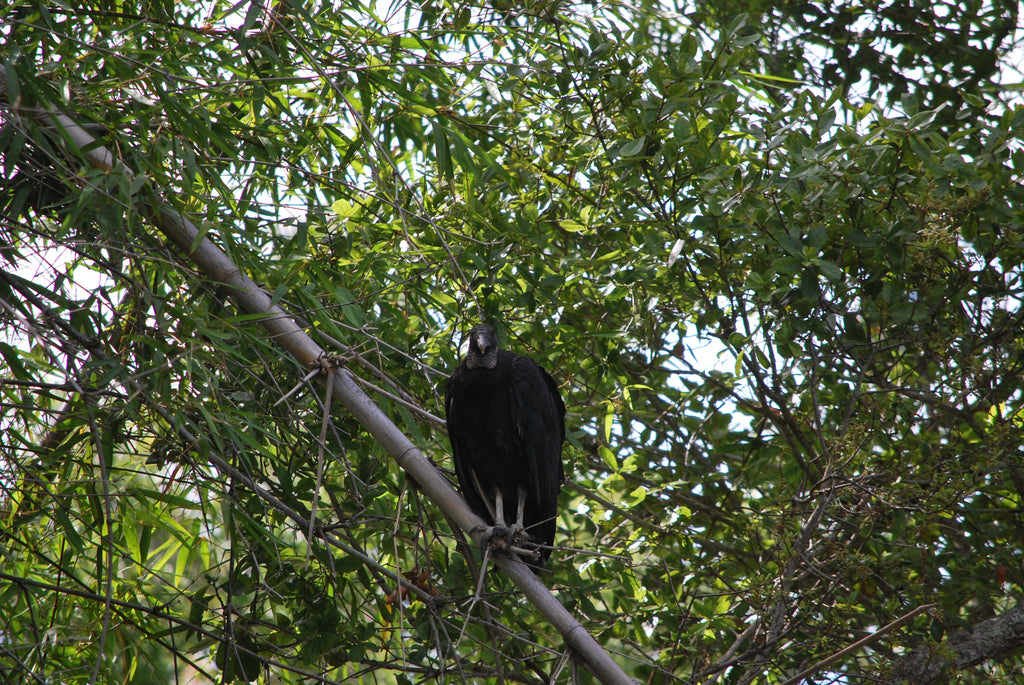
[620,136,646,157]
[599,445,617,471]
[811,258,843,281]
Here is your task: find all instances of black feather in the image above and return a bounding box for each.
[445,325,566,568]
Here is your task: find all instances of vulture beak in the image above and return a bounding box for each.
[474,332,491,356]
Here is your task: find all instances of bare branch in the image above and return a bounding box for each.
[780,604,935,685]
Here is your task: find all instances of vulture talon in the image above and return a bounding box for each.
[507,523,528,548]
[473,524,512,555]
[485,524,510,546]
[481,526,541,563]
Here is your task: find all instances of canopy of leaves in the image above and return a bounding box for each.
[1,1,1023,683]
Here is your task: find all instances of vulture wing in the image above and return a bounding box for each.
[508,355,566,557]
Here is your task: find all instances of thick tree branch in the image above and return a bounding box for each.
[891,603,1024,684]
[0,64,634,685]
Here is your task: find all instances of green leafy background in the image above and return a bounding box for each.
[1,1,1023,683]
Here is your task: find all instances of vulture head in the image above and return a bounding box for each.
[464,324,499,369]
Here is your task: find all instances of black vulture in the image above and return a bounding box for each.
[445,324,566,568]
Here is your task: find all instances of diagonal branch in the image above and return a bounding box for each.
[780,604,935,685]
[0,64,634,685]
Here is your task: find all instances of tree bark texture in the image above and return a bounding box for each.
[891,603,1024,683]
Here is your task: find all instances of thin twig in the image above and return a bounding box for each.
[307,360,335,567]
[778,604,936,685]
[274,366,320,407]
[349,372,446,426]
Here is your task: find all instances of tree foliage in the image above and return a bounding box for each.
[1,0,1023,683]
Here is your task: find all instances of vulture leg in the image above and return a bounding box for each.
[470,470,506,532]
[468,469,537,560]
[490,489,527,547]
[512,487,528,545]
[492,490,508,531]
[515,487,526,530]
[502,487,537,560]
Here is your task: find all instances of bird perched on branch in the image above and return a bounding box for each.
[445,324,566,569]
